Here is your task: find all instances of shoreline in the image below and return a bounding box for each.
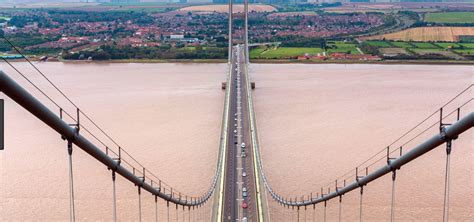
[6,58,474,65]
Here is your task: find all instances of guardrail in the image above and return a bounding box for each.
[212,60,234,221]
[243,47,269,222]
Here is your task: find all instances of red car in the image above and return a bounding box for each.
[242,202,248,209]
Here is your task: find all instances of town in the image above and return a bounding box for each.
[0,2,473,62]
[0,6,387,60]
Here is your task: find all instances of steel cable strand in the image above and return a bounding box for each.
[1,37,226,207]
[252,88,472,208]
[0,64,226,208]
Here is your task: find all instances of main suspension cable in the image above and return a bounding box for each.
[1,37,222,207]
[257,85,472,211]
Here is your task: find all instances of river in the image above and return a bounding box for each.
[0,62,472,221]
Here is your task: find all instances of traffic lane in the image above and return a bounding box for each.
[240,49,258,221]
[223,57,238,221]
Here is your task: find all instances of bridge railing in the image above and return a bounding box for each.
[248,80,472,220]
[243,48,270,221]
[211,50,234,221]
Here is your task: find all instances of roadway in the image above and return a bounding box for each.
[222,45,258,222]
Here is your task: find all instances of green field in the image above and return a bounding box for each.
[411,42,438,49]
[459,43,474,48]
[366,41,393,48]
[250,47,268,58]
[327,41,360,54]
[454,49,474,55]
[410,48,445,53]
[425,12,474,24]
[100,2,169,6]
[251,47,324,59]
[435,43,461,49]
[250,40,474,60]
[390,41,413,48]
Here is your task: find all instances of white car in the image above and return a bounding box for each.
[241,143,246,148]
[242,172,247,177]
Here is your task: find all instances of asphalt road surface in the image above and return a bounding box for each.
[223,45,258,222]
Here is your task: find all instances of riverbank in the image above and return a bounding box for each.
[7,58,474,65]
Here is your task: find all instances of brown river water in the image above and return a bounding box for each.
[0,62,472,221]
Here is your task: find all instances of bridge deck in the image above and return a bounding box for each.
[221,45,259,221]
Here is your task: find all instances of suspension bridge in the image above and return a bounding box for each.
[0,0,473,221]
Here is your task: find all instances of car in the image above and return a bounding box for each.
[242,172,247,177]
[242,191,247,197]
[233,130,237,134]
[242,217,247,222]
[242,202,248,209]
[242,187,247,192]
[241,143,246,148]
[241,151,246,158]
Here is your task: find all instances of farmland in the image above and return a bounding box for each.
[247,39,474,61]
[390,41,412,48]
[179,4,277,13]
[365,41,392,48]
[250,42,361,59]
[364,27,474,42]
[364,40,474,59]
[425,12,474,24]
[410,42,437,49]
[250,47,325,59]
[326,41,360,54]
